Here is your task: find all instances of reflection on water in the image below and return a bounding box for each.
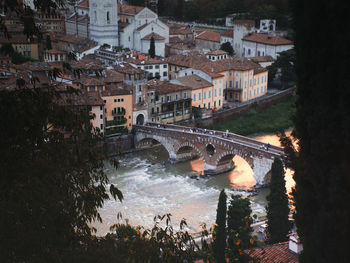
[94,131,295,236]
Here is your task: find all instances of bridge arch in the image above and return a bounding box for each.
[175,142,204,160]
[135,134,177,160]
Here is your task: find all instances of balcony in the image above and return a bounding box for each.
[106,117,127,127]
[112,109,126,116]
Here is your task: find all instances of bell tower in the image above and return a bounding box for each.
[89,0,119,46]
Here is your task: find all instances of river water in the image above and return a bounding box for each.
[94,131,294,236]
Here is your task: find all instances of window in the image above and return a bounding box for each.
[219,100,221,106]
[163,64,167,68]
[258,51,260,56]
[249,90,252,97]
[248,49,251,55]
[161,97,164,103]
[167,95,171,102]
[219,88,222,96]
[100,124,103,130]
[184,92,187,98]
[236,72,239,77]
[244,81,247,89]
[254,79,256,85]
[209,90,211,98]
[214,89,217,97]
[229,81,232,87]
[114,99,117,102]
[138,97,142,103]
[176,94,178,100]
[100,106,103,110]
[257,78,260,84]
[107,11,110,24]
[235,81,238,89]
[208,102,210,108]
[198,92,201,100]
[149,66,153,69]
[139,85,142,91]
[244,91,246,99]
[103,100,106,103]
[89,86,95,92]
[193,94,196,101]
[163,72,167,76]
[100,114,103,119]
[203,92,206,99]
[250,79,252,87]
[155,65,159,69]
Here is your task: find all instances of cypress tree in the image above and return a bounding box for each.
[227,195,253,261]
[266,157,291,243]
[283,0,350,262]
[212,189,227,263]
[149,36,155,58]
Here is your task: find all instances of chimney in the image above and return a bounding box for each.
[288,233,303,254]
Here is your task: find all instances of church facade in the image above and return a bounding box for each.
[66,0,169,57]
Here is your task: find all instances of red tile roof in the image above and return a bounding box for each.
[142,32,166,41]
[221,29,234,38]
[177,74,212,90]
[245,242,299,263]
[147,80,190,95]
[118,4,145,15]
[243,33,293,46]
[196,30,221,43]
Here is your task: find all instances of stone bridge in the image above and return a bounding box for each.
[134,123,285,185]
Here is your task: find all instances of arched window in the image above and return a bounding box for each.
[107,11,110,24]
[94,11,97,23]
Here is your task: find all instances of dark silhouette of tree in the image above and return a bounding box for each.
[175,0,184,20]
[226,195,254,261]
[212,189,227,263]
[149,36,155,58]
[266,157,291,243]
[277,0,350,262]
[220,42,235,56]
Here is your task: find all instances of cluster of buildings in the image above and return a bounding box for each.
[0,0,294,137]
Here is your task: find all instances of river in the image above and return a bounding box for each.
[94,131,294,236]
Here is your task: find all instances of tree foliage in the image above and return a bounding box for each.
[212,189,227,263]
[220,42,234,56]
[0,85,123,262]
[278,0,350,262]
[226,195,254,261]
[266,158,291,244]
[149,36,155,58]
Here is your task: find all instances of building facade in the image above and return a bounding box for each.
[89,0,119,46]
[147,80,192,124]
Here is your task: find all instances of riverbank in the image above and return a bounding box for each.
[203,96,296,136]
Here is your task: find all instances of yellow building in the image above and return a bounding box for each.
[101,85,134,135]
[0,35,41,60]
[177,74,223,110]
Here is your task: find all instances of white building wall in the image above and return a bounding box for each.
[233,24,255,57]
[243,40,294,59]
[91,105,105,133]
[89,0,119,46]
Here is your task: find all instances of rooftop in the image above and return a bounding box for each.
[196,30,221,43]
[243,33,293,46]
[147,80,190,95]
[244,242,299,263]
[221,29,234,38]
[176,74,213,90]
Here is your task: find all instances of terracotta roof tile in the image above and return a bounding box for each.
[176,75,212,90]
[244,242,299,263]
[164,54,210,68]
[196,30,221,43]
[147,80,190,95]
[118,4,145,15]
[206,50,228,56]
[221,29,234,38]
[243,33,293,46]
